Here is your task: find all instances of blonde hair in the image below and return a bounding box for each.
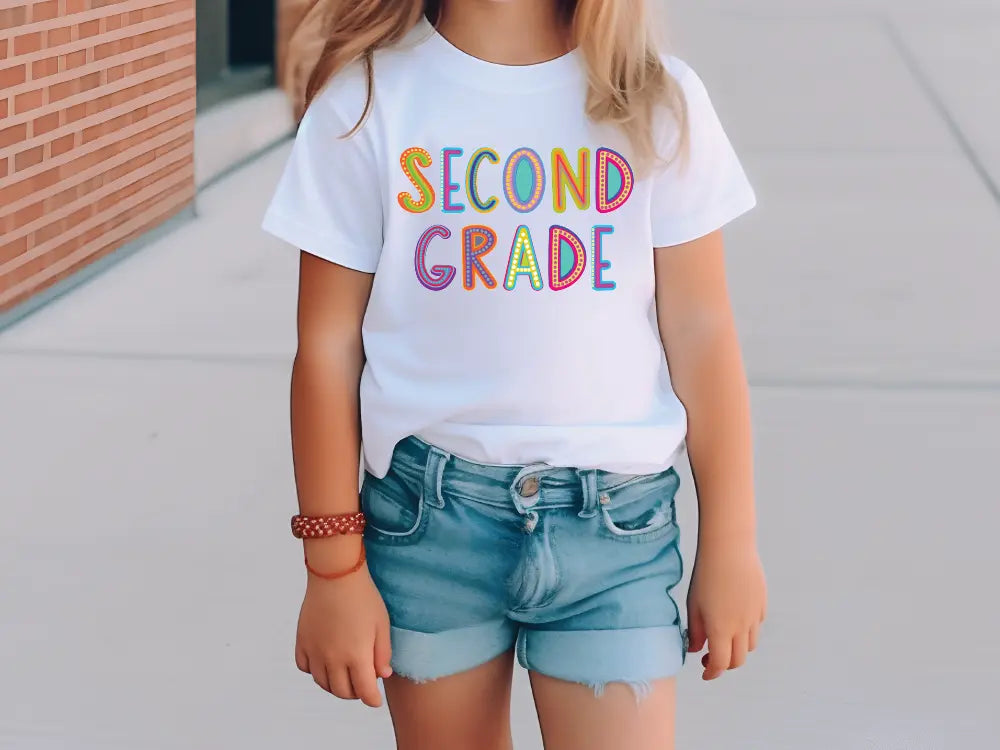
[289,0,687,170]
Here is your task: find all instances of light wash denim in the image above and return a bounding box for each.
[361,435,687,698]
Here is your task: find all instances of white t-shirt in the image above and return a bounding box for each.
[262,17,756,479]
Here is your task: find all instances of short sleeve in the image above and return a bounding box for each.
[261,90,383,272]
[650,60,757,248]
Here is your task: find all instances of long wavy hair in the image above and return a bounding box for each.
[287,0,687,169]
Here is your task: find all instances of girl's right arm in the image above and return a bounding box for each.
[290,251,393,708]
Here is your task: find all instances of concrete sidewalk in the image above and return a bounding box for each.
[2,1,999,748]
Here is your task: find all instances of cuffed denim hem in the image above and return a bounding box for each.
[515,625,685,701]
[388,620,518,683]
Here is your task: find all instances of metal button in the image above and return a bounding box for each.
[524,511,539,533]
[599,494,610,505]
[519,476,540,498]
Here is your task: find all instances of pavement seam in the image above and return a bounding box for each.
[750,377,1000,394]
[880,15,1000,209]
[0,348,290,366]
[2,348,999,393]
[197,134,294,196]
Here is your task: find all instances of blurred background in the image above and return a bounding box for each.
[1,0,998,748]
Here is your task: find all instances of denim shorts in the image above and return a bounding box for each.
[361,435,687,697]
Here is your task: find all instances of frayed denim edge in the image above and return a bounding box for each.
[588,678,655,703]
[389,666,435,685]
[392,668,657,704]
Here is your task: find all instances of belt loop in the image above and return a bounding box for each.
[423,446,449,508]
[577,469,599,518]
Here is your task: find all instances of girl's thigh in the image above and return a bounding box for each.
[383,648,517,750]
[529,672,676,750]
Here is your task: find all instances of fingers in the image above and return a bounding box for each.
[295,646,310,674]
[374,620,394,679]
[686,604,707,653]
[301,639,385,707]
[349,660,383,708]
[311,661,332,693]
[748,622,759,653]
[729,632,748,670]
[701,630,731,680]
[307,657,357,701]
[328,666,357,700]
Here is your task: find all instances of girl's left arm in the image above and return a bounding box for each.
[654,229,767,681]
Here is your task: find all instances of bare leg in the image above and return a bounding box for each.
[529,672,676,750]
[383,649,516,750]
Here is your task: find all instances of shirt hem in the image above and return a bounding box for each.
[651,188,758,249]
[261,210,379,273]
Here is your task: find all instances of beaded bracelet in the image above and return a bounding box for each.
[291,511,366,539]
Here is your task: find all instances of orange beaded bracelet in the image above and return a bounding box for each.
[293,512,367,580]
[291,511,366,538]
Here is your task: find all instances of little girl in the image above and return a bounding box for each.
[263,1,766,748]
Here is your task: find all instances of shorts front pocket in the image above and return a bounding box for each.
[598,468,680,544]
[360,472,429,545]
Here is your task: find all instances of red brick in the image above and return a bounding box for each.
[94,40,121,60]
[14,199,44,226]
[0,65,27,87]
[79,19,100,38]
[144,116,191,145]
[6,254,51,290]
[0,158,7,180]
[0,6,28,29]
[81,119,104,142]
[31,56,59,79]
[65,103,87,123]
[66,204,93,228]
[66,0,89,13]
[64,49,88,69]
[0,235,29,267]
[45,182,80,212]
[0,100,7,119]
[50,133,75,157]
[48,77,79,102]
[0,39,9,61]
[0,123,27,149]
[0,164,57,205]
[105,149,154,183]
[15,145,44,171]
[46,26,72,47]
[49,71,101,102]
[14,89,44,114]
[33,217,66,247]
[14,32,43,55]
[32,112,60,136]
[146,90,191,116]
[165,42,196,63]
[135,52,167,73]
[31,1,59,21]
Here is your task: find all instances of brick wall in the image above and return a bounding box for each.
[0,0,196,313]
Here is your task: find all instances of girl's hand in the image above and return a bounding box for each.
[295,538,393,707]
[686,541,766,680]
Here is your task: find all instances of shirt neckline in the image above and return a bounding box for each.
[409,15,582,92]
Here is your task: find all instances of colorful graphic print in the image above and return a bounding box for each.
[399,146,634,291]
[504,225,543,291]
